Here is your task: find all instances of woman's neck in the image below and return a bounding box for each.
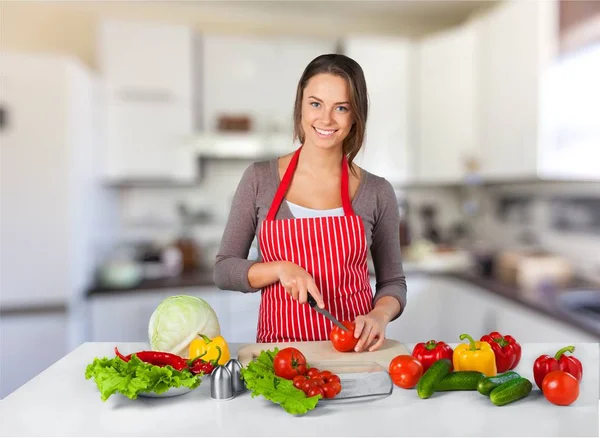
[297,143,344,176]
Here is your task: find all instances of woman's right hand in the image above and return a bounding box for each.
[276,261,325,308]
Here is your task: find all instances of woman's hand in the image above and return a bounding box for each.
[353,308,390,352]
[277,261,325,308]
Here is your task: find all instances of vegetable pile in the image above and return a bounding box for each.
[389,332,584,407]
[240,347,342,415]
[85,345,224,401]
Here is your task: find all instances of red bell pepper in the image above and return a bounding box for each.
[479,331,522,373]
[533,345,583,389]
[412,340,454,372]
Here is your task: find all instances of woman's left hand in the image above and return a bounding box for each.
[353,309,390,352]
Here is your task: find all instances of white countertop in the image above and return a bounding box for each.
[0,342,598,437]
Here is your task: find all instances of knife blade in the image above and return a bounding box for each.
[307,295,350,332]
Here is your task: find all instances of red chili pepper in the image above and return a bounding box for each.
[114,347,189,371]
[411,340,454,373]
[190,346,223,375]
[533,345,583,389]
[480,331,522,373]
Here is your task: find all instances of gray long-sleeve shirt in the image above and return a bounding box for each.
[213,158,407,320]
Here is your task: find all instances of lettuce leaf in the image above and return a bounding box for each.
[240,348,320,415]
[85,354,201,401]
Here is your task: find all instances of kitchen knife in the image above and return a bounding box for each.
[307,295,350,332]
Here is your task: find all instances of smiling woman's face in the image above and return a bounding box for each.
[300,73,354,151]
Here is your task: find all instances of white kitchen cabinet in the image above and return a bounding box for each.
[103,100,194,181]
[98,19,194,102]
[343,37,413,186]
[0,311,69,399]
[201,34,338,136]
[416,20,480,184]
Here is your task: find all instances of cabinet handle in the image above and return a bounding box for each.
[117,89,175,103]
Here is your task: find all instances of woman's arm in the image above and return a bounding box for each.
[370,179,407,321]
[213,164,264,292]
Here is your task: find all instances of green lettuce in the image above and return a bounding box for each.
[85,355,201,401]
[240,348,320,416]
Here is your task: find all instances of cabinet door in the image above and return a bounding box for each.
[98,20,194,101]
[201,35,275,133]
[417,21,479,184]
[478,0,554,179]
[343,37,412,185]
[103,100,193,180]
[0,311,68,398]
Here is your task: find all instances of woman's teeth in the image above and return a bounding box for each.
[314,127,336,137]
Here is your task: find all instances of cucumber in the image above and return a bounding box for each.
[417,359,452,399]
[489,377,532,406]
[477,371,521,396]
[435,371,485,391]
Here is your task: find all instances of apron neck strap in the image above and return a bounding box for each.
[266,146,355,221]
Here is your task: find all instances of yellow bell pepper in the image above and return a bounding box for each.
[453,333,497,377]
[188,334,230,366]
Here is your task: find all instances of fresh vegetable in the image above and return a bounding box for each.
[188,334,230,365]
[330,321,358,352]
[480,331,522,373]
[542,370,580,406]
[435,371,484,391]
[240,348,321,415]
[298,367,342,399]
[453,333,497,377]
[388,355,423,389]
[477,371,521,396]
[417,359,452,399]
[489,377,532,406]
[411,340,454,373]
[533,345,583,389]
[189,346,223,375]
[273,347,308,380]
[114,346,188,371]
[85,353,201,401]
[148,295,221,357]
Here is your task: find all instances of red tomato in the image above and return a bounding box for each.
[329,380,342,395]
[320,370,333,380]
[302,379,319,393]
[273,347,308,380]
[307,386,324,398]
[388,355,423,389]
[321,382,338,399]
[292,375,307,389]
[326,374,341,385]
[542,370,580,406]
[310,377,325,386]
[330,321,358,352]
[306,368,320,378]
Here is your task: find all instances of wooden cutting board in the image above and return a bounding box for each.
[236,339,409,369]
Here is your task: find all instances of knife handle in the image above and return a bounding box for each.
[307,294,317,308]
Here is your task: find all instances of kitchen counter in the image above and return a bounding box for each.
[1,342,598,437]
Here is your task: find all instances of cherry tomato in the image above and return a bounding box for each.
[388,355,423,389]
[302,379,319,394]
[542,370,580,406]
[292,375,307,389]
[310,377,325,386]
[329,380,342,395]
[321,382,338,399]
[306,367,320,378]
[326,374,341,385]
[320,370,333,380]
[307,386,324,398]
[273,347,308,380]
[330,321,358,352]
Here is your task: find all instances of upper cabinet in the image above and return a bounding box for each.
[415,19,479,184]
[200,34,338,135]
[343,36,413,186]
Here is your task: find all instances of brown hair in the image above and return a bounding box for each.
[293,54,368,173]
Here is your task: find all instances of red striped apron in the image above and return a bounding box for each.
[256,146,373,343]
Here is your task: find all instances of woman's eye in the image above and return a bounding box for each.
[336,106,348,112]
[310,102,320,108]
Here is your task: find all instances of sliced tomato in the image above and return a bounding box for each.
[330,321,358,352]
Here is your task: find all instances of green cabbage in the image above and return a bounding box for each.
[148,295,221,356]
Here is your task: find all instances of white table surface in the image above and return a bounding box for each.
[0,342,598,437]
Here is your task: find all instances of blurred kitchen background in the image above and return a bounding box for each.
[1,0,599,398]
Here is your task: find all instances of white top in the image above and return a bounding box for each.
[286,200,344,218]
[0,342,598,437]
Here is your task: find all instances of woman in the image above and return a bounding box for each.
[214,54,407,352]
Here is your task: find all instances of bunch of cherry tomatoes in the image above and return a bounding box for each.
[272,347,343,399]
